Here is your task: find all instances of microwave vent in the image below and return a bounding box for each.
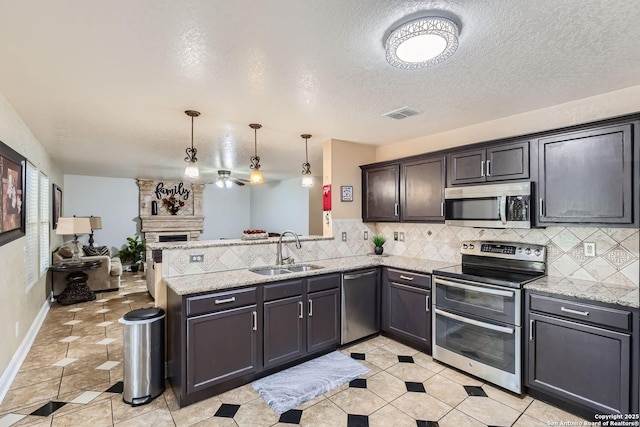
[382,106,422,120]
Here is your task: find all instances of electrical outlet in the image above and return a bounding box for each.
[399,232,405,242]
[190,254,204,262]
[342,232,347,242]
[364,231,369,240]
[584,242,596,257]
[393,232,398,241]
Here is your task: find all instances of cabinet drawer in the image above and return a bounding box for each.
[187,287,257,317]
[307,273,341,293]
[386,268,431,289]
[264,280,303,302]
[529,294,631,331]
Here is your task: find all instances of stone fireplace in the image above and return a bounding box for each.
[137,179,205,243]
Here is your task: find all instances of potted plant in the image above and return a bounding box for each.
[118,235,146,272]
[372,235,386,255]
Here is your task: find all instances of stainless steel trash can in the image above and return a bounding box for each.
[119,307,165,406]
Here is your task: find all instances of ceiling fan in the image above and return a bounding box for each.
[216,170,248,188]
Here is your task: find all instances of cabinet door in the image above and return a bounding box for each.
[386,282,431,351]
[486,141,529,181]
[307,288,340,354]
[401,156,445,222]
[186,305,258,394]
[538,124,633,225]
[448,148,486,185]
[527,312,631,415]
[263,295,305,369]
[362,164,400,222]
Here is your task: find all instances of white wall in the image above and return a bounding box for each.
[0,90,62,387]
[63,175,139,254]
[250,177,311,235]
[201,184,251,240]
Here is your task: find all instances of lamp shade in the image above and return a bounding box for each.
[55,217,92,236]
[89,216,102,230]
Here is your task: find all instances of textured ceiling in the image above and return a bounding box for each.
[1,0,639,182]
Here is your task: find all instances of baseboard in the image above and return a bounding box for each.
[0,299,50,405]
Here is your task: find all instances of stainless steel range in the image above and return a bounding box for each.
[432,240,546,394]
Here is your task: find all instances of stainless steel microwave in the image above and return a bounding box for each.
[444,182,531,228]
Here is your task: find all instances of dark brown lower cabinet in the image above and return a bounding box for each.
[525,291,638,417]
[263,295,305,369]
[186,304,259,394]
[307,288,340,353]
[381,268,431,353]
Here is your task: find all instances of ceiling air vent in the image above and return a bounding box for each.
[382,106,423,120]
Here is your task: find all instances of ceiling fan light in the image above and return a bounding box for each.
[385,16,459,70]
[184,161,199,178]
[215,178,224,188]
[302,175,314,187]
[225,179,233,189]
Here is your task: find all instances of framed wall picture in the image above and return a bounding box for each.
[0,139,26,246]
[341,185,353,202]
[52,183,62,230]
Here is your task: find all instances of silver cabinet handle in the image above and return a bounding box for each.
[298,301,303,319]
[399,275,414,281]
[343,270,377,280]
[308,299,313,317]
[425,295,430,312]
[539,198,544,217]
[394,203,399,216]
[499,195,507,224]
[529,319,534,341]
[561,307,589,316]
[486,160,491,176]
[480,160,485,177]
[215,297,236,305]
[440,202,444,217]
[252,311,257,331]
[435,308,514,334]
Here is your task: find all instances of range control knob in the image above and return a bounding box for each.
[469,244,475,249]
[462,244,468,249]
[517,247,523,253]
[524,248,531,255]
[534,249,542,256]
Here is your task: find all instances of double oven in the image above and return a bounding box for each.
[432,241,546,394]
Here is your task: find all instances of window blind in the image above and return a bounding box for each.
[39,172,50,275]
[25,162,38,289]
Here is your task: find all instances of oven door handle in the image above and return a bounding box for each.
[500,195,507,224]
[434,277,515,298]
[435,308,515,334]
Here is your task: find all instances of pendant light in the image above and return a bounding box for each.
[301,134,313,187]
[184,110,201,178]
[249,123,264,184]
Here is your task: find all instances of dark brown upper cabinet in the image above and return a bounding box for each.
[361,163,400,222]
[537,122,636,226]
[401,155,446,222]
[447,141,530,185]
[362,155,446,223]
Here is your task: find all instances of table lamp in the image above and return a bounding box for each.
[88,216,102,247]
[55,217,92,263]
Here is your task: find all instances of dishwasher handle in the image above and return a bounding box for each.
[343,270,377,280]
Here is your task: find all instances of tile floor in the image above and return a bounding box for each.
[0,273,589,427]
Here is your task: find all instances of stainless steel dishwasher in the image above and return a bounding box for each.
[341,269,379,345]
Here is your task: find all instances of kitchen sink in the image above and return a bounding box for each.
[249,264,324,275]
[286,264,323,272]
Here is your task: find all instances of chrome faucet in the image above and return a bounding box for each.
[276,230,302,265]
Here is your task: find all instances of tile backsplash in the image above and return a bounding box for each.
[160,219,638,288]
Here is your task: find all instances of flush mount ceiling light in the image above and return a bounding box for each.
[300,134,313,187]
[184,110,201,178]
[248,123,264,184]
[385,16,459,70]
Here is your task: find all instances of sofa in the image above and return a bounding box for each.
[51,241,123,293]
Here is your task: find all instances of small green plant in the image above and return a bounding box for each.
[118,235,146,266]
[372,236,386,247]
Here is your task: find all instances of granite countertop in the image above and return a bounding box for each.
[147,235,331,250]
[524,276,639,308]
[164,255,456,296]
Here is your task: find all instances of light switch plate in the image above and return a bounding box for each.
[393,232,398,241]
[364,231,368,240]
[399,232,405,242]
[584,242,596,257]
